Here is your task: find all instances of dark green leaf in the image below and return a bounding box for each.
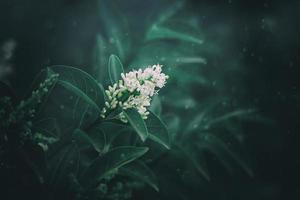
[108,54,124,84]
[73,129,105,153]
[154,0,184,24]
[146,24,203,45]
[98,1,131,61]
[176,144,210,181]
[106,107,122,120]
[146,111,170,149]
[120,161,159,192]
[20,145,46,184]
[149,95,162,116]
[37,66,105,131]
[200,133,253,177]
[97,122,128,147]
[86,126,107,153]
[164,114,180,140]
[37,84,95,132]
[123,108,148,142]
[48,144,80,188]
[58,80,100,113]
[49,65,105,110]
[204,109,255,129]
[33,117,60,139]
[81,146,148,186]
[92,34,109,84]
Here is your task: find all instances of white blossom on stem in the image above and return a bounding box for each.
[101,64,168,122]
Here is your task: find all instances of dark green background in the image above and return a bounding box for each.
[0,0,299,199]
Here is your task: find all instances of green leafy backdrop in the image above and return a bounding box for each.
[1,0,297,200]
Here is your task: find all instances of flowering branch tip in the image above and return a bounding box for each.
[101,64,168,122]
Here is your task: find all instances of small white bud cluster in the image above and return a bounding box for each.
[101,64,168,122]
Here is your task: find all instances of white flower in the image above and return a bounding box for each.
[138,80,155,96]
[101,64,168,122]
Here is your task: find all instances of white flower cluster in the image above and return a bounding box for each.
[101,64,168,122]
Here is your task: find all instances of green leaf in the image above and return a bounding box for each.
[48,144,79,188]
[154,0,184,24]
[170,67,208,86]
[129,39,205,69]
[108,54,124,84]
[164,114,180,140]
[123,108,148,142]
[37,84,95,132]
[146,24,203,45]
[149,95,162,116]
[120,161,159,192]
[81,146,148,187]
[33,117,60,139]
[73,128,105,153]
[92,34,109,84]
[204,109,255,129]
[97,122,128,148]
[176,144,210,181]
[146,111,170,149]
[58,80,101,113]
[49,65,105,110]
[98,1,130,61]
[87,126,107,153]
[37,66,105,131]
[200,133,253,177]
[106,107,122,120]
[20,145,46,185]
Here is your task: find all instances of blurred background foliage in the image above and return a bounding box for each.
[0,0,299,199]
